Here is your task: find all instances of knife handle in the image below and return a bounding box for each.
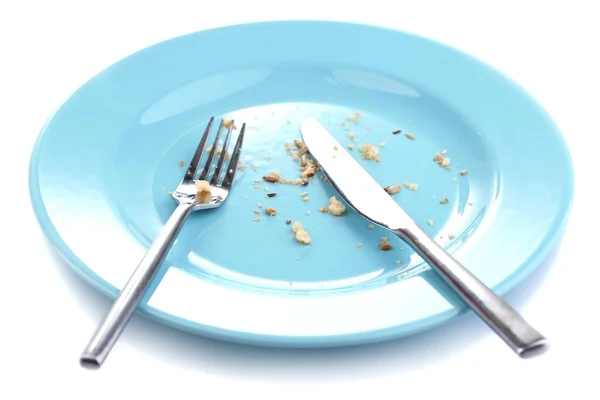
[393,223,547,357]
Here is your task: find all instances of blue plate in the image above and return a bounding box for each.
[29,21,573,347]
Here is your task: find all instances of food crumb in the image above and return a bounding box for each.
[207,145,231,160]
[368,224,375,229]
[333,145,338,150]
[379,241,393,251]
[263,175,279,183]
[286,219,291,225]
[356,243,362,248]
[392,129,401,134]
[440,198,449,204]
[328,196,346,216]
[319,206,328,213]
[303,197,310,202]
[348,144,354,150]
[379,142,387,148]
[178,160,185,166]
[396,260,401,264]
[222,118,237,130]
[257,203,262,208]
[460,169,468,176]
[358,144,380,161]
[299,191,308,197]
[428,219,434,226]
[292,221,312,245]
[384,184,401,195]
[253,217,262,222]
[265,207,277,216]
[346,112,361,122]
[405,133,416,140]
[448,233,455,239]
[306,211,311,216]
[194,180,211,204]
[253,210,260,214]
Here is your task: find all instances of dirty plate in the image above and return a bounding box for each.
[29,21,573,347]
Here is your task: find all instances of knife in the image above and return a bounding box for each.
[300,117,547,357]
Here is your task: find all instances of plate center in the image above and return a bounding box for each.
[109,67,498,291]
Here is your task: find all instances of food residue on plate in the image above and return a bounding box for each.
[328,196,346,216]
[292,221,312,245]
[358,144,380,162]
[384,184,401,195]
[379,241,392,251]
[194,180,211,204]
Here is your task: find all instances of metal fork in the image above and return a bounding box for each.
[80,117,246,369]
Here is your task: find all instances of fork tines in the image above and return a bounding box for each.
[184,117,245,188]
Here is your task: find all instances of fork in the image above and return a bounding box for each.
[80,117,246,369]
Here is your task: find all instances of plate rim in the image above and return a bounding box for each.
[28,19,575,347]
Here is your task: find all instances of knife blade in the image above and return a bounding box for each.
[300,117,410,230]
[300,117,547,358]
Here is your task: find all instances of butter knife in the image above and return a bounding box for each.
[300,117,547,357]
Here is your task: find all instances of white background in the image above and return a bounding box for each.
[1,0,597,398]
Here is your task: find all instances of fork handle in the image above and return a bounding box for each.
[80,203,194,368]
[394,223,547,357]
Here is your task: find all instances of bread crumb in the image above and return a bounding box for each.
[265,207,277,216]
[358,144,379,161]
[433,151,451,169]
[402,182,418,191]
[206,145,231,160]
[348,132,355,141]
[368,224,375,229]
[257,203,262,208]
[251,162,260,169]
[319,206,328,213]
[379,241,393,251]
[328,196,346,216]
[299,191,308,197]
[333,145,338,150]
[356,243,362,248]
[300,165,315,178]
[222,118,237,130]
[384,184,401,195]
[253,217,262,222]
[306,211,311,216]
[253,210,260,214]
[300,154,308,167]
[254,185,259,190]
[428,220,434,226]
[292,221,312,245]
[194,180,211,204]
[448,233,455,239]
[460,169,468,176]
[405,133,416,140]
[379,142,387,148]
[284,142,291,150]
[440,198,449,204]
[346,112,361,122]
[303,197,310,202]
[178,160,185,166]
[348,144,354,150]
